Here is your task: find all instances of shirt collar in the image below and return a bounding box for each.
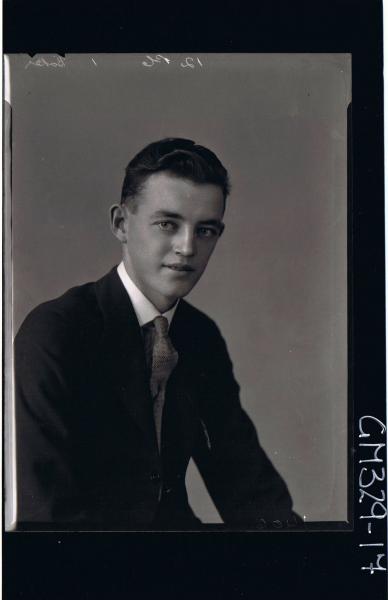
[117,262,178,328]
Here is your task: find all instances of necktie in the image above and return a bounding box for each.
[150,316,178,451]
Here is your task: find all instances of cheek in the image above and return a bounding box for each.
[198,241,217,262]
[142,238,170,265]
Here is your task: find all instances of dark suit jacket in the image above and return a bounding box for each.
[15,267,297,530]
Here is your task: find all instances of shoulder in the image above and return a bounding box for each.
[175,300,222,336]
[15,278,102,353]
[173,299,229,359]
[175,301,239,389]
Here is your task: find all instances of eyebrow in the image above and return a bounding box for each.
[151,211,223,228]
[151,211,183,219]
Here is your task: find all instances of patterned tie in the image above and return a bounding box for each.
[150,316,179,451]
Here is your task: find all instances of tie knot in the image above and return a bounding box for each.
[153,315,169,337]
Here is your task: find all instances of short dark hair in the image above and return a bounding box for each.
[121,138,230,209]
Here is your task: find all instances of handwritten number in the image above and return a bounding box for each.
[358,415,387,574]
[155,55,170,64]
[25,56,66,69]
[142,55,204,69]
[361,554,386,574]
[360,501,387,520]
[359,488,386,504]
[181,57,195,69]
[142,56,155,67]
[359,466,385,489]
[181,57,203,68]
[142,55,172,67]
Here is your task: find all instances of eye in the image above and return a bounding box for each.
[197,227,218,238]
[157,221,177,232]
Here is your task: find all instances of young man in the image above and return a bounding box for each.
[15,138,298,529]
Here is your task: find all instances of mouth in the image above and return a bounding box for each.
[164,263,195,272]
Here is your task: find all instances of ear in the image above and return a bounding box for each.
[110,204,128,243]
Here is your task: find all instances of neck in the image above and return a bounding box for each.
[153,296,178,314]
[122,259,178,314]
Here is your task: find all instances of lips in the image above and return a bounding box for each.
[164,263,195,272]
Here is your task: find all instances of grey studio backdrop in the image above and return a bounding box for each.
[7,53,350,524]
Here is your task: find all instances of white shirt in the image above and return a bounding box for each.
[117,262,178,328]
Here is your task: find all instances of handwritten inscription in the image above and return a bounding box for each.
[255,515,301,529]
[358,415,387,574]
[24,55,202,71]
[25,56,66,70]
[142,55,203,69]
[181,56,203,69]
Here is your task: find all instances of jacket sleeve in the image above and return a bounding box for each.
[192,322,301,528]
[14,306,86,527]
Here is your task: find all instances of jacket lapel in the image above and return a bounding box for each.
[94,267,158,451]
[168,301,201,456]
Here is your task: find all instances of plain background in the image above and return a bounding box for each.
[8,53,350,523]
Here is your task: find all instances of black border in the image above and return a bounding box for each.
[3,1,386,599]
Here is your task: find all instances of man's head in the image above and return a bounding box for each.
[111,138,230,312]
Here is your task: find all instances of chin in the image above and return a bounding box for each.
[164,282,195,299]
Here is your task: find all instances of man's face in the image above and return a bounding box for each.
[113,172,225,312]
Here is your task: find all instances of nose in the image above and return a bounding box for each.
[174,227,196,257]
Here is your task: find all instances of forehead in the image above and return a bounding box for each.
[136,172,225,220]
